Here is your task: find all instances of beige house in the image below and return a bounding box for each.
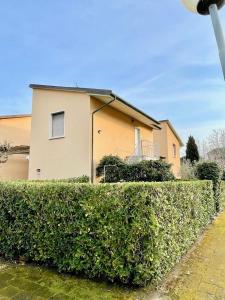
[0,84,183,181]
[0,114,31,180]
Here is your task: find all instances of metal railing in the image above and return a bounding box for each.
[126,140,160,164]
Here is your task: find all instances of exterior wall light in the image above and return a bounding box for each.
[182,0,225,79]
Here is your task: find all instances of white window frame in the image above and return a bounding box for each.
[49,111,65,140]
[134,127,142,156]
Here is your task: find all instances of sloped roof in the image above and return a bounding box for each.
[29,84,161,129]
[160,120,184,147]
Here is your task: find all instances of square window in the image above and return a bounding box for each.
[51,112,64,138]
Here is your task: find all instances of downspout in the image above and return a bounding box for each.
[91,96,117,183]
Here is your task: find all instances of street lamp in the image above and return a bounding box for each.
[182,0,225,80]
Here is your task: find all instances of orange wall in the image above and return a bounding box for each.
[0,154,29,180]
[0,116,31,146]
[153,121,181,177]
[166,124,181,177]
[91,97,153,177]
[0,116,31,180]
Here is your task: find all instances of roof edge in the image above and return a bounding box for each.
[29,84,112,96]
[160,120,184,146]
[0,114,31,120]
[111,92,161,127]
[29,83,161,128]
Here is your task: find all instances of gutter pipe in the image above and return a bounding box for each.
[91,96,117,183]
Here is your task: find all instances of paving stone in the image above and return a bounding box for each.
[49,293,72,300]
[0,281,7,290]
[0,285,20,298]
[34,286,55,298]
[10,277,41,292]
[0,273,14,284]
[0,256,142,299]
[11,291,34,300]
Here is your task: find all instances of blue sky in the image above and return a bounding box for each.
[0,0,225,149]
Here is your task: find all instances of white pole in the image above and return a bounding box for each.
[209,4,225,80]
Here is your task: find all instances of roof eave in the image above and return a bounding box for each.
[29,84,113,96]
[160,119,184,147]
[110,92,161,129]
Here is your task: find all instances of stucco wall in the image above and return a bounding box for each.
[153,121,181,177]
[0,116,31,180]
[153,122,168,159]
[0,116,31,146]
[28,89,181,180]
[91,97,154,176]
[29,89,91,180]
[0,154,29,180]
[166,124,181,177]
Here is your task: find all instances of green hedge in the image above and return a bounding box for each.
[0,181,215,286]
[220,181,225,210]
[29,175,90,183]
[196,162,221,212]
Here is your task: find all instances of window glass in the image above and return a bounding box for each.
[173,144,176,158]
[52,112,64,138]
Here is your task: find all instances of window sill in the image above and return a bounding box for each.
[49,136,65,140]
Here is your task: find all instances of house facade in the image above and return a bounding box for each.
[153,120,184,177]
[0,84,183,181]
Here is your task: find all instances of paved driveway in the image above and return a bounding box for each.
[157,211,225,300]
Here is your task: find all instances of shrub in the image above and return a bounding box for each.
[0,180,214,286]
[123,160,175,182]
[97,155,174,183]
[222,170,225,181]
[195,162,221,183]
[196,162,221,211]
[96,155,125,183]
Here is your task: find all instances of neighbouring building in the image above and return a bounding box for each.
[153,120,184,177]
[0,84,183,181]
[0,114,31,180]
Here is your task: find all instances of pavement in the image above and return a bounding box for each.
[157,210,225,300]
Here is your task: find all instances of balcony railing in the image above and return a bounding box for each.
[126,140,160,164]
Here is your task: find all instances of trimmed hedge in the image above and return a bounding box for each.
[29,175,90,183]
[0,181,214,286]
[196,162,221,212]
[55,176,90,183]
[220,181,225,210]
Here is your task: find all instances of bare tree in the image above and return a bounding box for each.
[0,142,11,164]
[179,159,196,180]
[201,129,225,169]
